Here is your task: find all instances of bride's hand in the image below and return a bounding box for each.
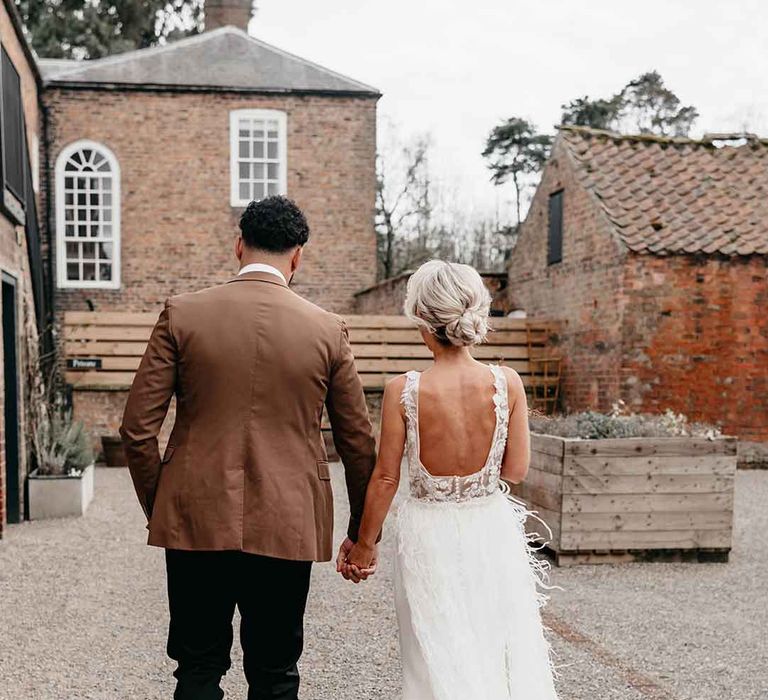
[346,542,377,578]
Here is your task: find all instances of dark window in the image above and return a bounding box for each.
[1,47,25,204]
[547,190,563,265]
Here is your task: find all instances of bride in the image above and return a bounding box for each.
[340,260,559,700]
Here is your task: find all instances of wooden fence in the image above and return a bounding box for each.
[63,312,561,403]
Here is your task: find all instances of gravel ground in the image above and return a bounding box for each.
[0,467,765,699]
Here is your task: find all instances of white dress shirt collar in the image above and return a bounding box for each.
[237,263,287,284]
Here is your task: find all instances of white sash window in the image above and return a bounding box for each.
[230,109,287,206]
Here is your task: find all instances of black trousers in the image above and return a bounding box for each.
[165,549,312,700]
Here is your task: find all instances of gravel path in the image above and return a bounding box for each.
[0,467,765,699]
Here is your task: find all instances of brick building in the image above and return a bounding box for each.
[34,15,380,446]
[509,126,768,457]
[0,0,46,537]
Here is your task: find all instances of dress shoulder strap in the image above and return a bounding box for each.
[400,370,420,425]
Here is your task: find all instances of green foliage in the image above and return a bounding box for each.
[482,118,552,224]
[530,403,721,440]
[34,405,94,476]
[14,0,205,59]
[561,70,699,137]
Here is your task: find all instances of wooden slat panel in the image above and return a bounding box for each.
[67,325,155,342]
[64,311,157,326]
[560,529,731,551]
[561,511,733,533]
[66,341,148,356]
[359,373,558,389]
[566,437,737,457]
[530,450,566,475]
[562,474,734,495]
[348,344,531,359]
[530,434,566,458]
[66,371,136,388]
[562,492,733,514]
[514,481,561,512]
[355,358,529,373]
[348,329,533,345]
[521,467,562,494]
[564,454,737,477]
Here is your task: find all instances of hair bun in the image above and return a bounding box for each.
[444,308,488,347]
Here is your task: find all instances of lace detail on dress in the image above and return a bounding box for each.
[400,365,509,503]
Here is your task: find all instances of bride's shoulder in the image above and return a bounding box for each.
[498,364,525,391]
[384,373,410,396]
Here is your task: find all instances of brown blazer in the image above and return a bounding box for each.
[119,271,377,562]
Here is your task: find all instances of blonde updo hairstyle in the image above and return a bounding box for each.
[404,260,491,347]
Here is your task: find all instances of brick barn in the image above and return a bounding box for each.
[0,0,47,536]
[508,126,768,460]
[36,10,380,444]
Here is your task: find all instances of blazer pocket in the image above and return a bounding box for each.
[317,460,331,481]
[161,446,176,464]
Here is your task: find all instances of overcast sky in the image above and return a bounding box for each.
[252,0,768,221]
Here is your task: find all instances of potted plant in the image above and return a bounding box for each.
[27,402,95,520]
[516,403,737,565]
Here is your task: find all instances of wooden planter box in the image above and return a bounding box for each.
[28,463,95,520]
[513,434,737,565]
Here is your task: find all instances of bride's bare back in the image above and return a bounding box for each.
[416,361,500,477]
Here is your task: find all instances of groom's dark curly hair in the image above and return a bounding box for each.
[239,196,310,252]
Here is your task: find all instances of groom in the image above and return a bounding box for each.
[120,196,378,700]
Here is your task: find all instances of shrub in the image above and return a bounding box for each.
[529,401,721,440]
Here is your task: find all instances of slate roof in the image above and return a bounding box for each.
[559,126,768,256]
[39,26,379,96]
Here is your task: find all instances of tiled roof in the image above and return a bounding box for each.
[39,27,379,96]
[559,126,768,256]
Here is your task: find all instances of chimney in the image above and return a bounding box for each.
[204,0,253,32]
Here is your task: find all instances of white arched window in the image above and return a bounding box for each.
[55,140,120,288]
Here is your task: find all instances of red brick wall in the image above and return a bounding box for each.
[508,140,768,446]
[0,1,41,536]
[507,142,627,412]
[621,253,768,441]
[43,88,378,315]
[355,271,509,314]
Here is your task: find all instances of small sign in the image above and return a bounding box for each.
[67,358,102,370]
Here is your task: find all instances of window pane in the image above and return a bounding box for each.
[239,162,249,179]
[82,263,96,281]
[252,182,265,200]
[239,182,250,201]
[67,263,80,281]
[267,164,279,180]
[102,224,112,238]
[267,141,278,159]
[99,264,112,281]
[99,242,113,260]
[253,142,264,159]
[253,163,265,180]
[82,242,96,260]
[78,225,87,237]
[267,182,279,196]
[239,140,249,159]
[66,242,78,259]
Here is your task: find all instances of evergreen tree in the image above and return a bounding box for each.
[15,0,206,59]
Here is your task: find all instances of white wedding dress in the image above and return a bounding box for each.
[394,365,559,700]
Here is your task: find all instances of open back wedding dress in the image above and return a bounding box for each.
[394,365,559,700]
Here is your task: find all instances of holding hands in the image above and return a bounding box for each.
[336,537,378,584]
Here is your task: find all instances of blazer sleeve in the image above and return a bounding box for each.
[119,299,178,520]
[325,319,377,542]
